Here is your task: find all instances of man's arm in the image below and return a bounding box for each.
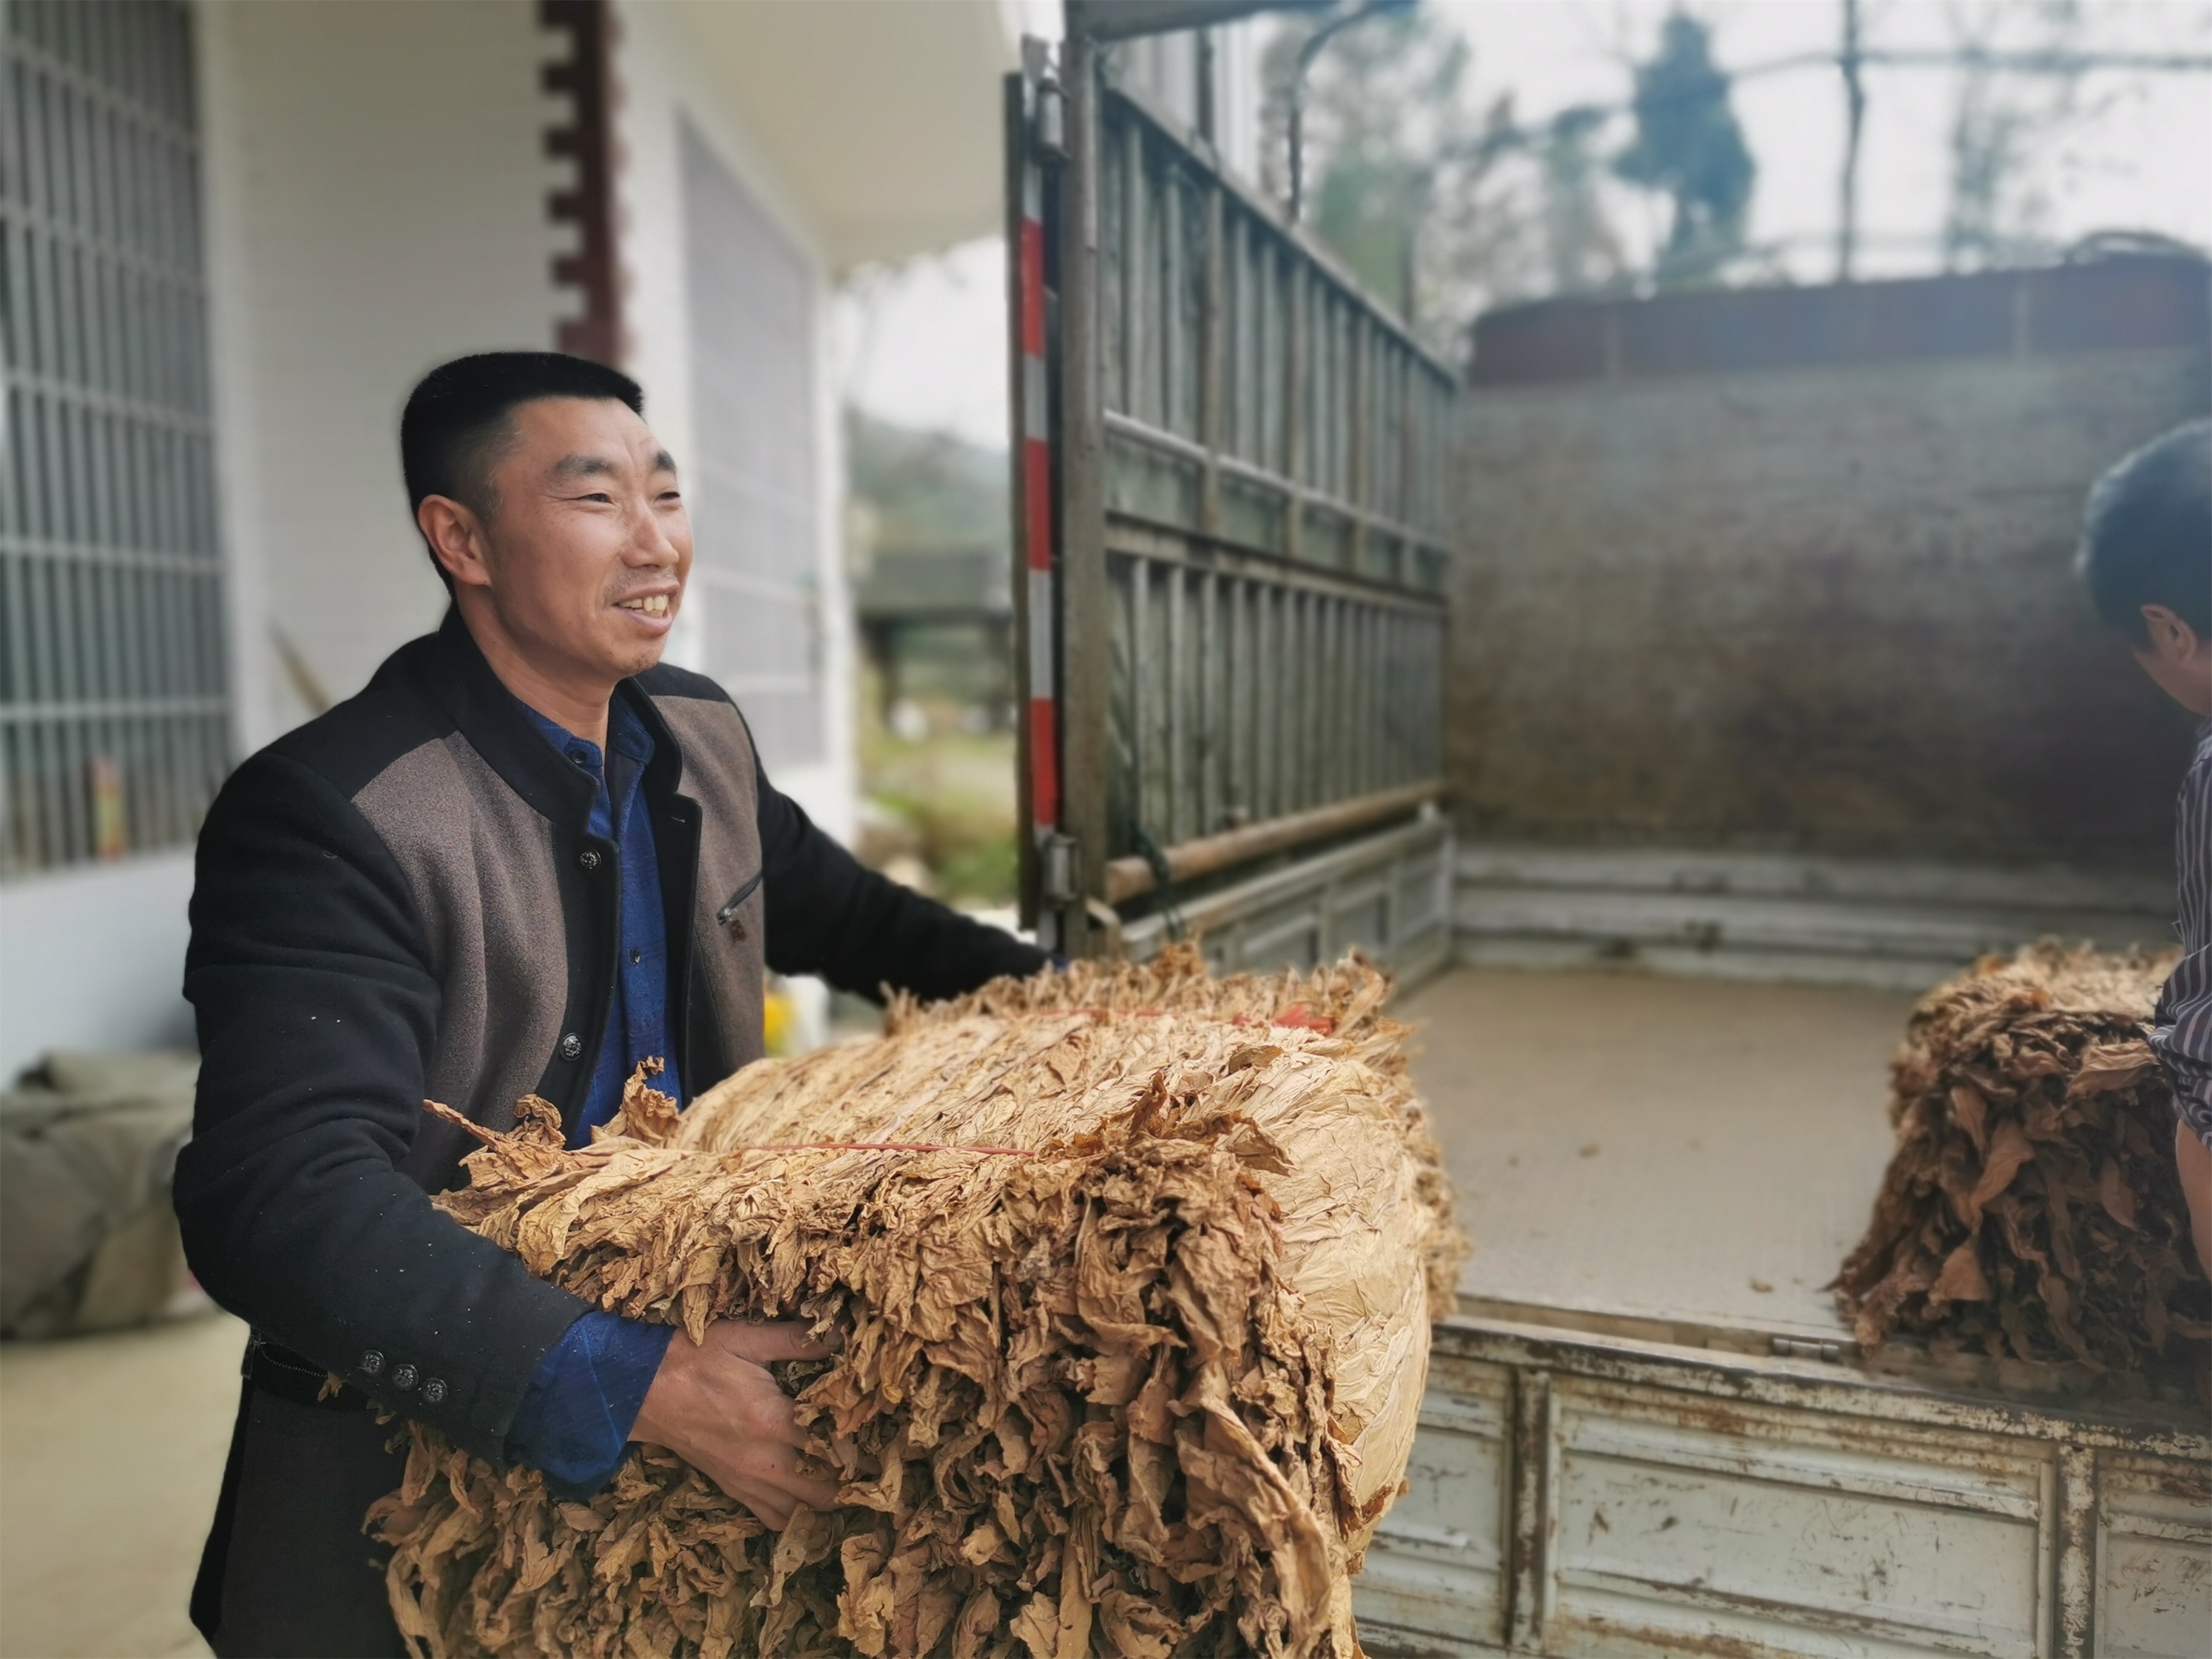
[755,766,1046,1001]
[2174,1121,2212,1281]
[2151,742,2212,1280]
[505,1311,672,1496]
[2154,989,2212,1280]
[174,751,592,1462]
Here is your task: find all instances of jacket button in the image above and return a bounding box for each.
[390,1363,419,1391]
[579,848,601,871]
[359,1350,385,1377]
[421,1377,448,1406]
[559,1033,584,1061]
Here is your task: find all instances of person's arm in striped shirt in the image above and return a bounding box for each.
[2151,734,2212,1277]
[2076,420,2212,1276]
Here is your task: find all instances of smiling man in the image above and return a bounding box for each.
[175,353,1046,1657]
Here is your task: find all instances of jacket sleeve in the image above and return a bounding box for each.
[173,751,592,1463]
[756,765,1048,1002]
[506,1311,674,1498]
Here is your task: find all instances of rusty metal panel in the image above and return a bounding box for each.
[1356,1357,1515,1654]
[1542,1378,2057,1657]
[1356,1319,2211,1658]
[1429,1322,2207,1462]
[2094,1453,2212,1658]
[1118,814,1450,977]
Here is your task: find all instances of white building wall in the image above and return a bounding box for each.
[614,0,856,847]
[0,854,197,1082]
[195,0,570,754]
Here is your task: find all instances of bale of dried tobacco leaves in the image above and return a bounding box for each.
[369,948,1463,1659]
[1835,943,2210,1371]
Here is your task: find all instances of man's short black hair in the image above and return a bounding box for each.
[2077,418,2212,647]
[400,351,645,589]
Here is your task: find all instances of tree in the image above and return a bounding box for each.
[1259,10,1469,320]
[1612,12,1756,287]
[1941,1,2094,270]
[1535,106,1628,298]
[1257,10,1628,350]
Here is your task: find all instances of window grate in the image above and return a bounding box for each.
[679,118,825,773]
[1,0,228,878]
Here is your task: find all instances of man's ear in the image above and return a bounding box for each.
[418,496,493,590]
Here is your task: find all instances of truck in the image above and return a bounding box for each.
[1003,10,2212,1655]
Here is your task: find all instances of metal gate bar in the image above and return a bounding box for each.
[1092,87,1450,843]
[1023,41,1457,950]
[1104,547,1444,862]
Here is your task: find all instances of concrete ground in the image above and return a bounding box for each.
[0,966,1920,1656]
[1,1310,239,1658]
[1396,965,1918,1342]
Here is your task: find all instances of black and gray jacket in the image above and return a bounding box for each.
[176,608,1041,1653]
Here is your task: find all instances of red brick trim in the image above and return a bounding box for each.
[1470,257,2211,389]
[542,0,623,366]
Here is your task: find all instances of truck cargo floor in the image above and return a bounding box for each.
[1396,965,1921,1348]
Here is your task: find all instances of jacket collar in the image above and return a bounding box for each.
[421,607,657,831]
[615,674,688,803]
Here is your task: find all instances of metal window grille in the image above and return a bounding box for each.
[1,0,229,878]
[678,119,824,772]
[1084,87,1452,864]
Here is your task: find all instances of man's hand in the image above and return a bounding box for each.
[2176,1120,2212,1281]
[629,1320,839,1528]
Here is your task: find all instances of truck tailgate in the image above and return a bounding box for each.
[1359,1317,2211,1658]
[1362,966,2211,1656]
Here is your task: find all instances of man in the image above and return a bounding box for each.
[176,352,1046,1657]
[2076,417,2212,1279]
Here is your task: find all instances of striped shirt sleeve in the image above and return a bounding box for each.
[2151,720,2212,1150]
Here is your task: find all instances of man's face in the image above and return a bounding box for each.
[464,396,692,684]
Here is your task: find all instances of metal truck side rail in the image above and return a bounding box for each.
[1010,39,1457,954]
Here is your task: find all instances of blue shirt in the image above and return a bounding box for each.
[504,697,677,1496]
[522,695,682,1137]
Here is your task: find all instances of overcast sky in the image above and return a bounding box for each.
[839,0,2212,450]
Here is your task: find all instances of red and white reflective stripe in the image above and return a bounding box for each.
[1018,153,1059,837]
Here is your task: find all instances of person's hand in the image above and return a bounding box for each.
[629,1320,839,1528]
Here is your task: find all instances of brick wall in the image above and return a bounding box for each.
[1448,257,2211,874]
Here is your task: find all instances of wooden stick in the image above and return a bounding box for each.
[1103,780,1441,903]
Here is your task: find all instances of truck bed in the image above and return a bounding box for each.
[1398,965,1909,1351]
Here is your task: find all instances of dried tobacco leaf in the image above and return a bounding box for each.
[1835,943,2210,1374]
[370,948,1464,1659]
